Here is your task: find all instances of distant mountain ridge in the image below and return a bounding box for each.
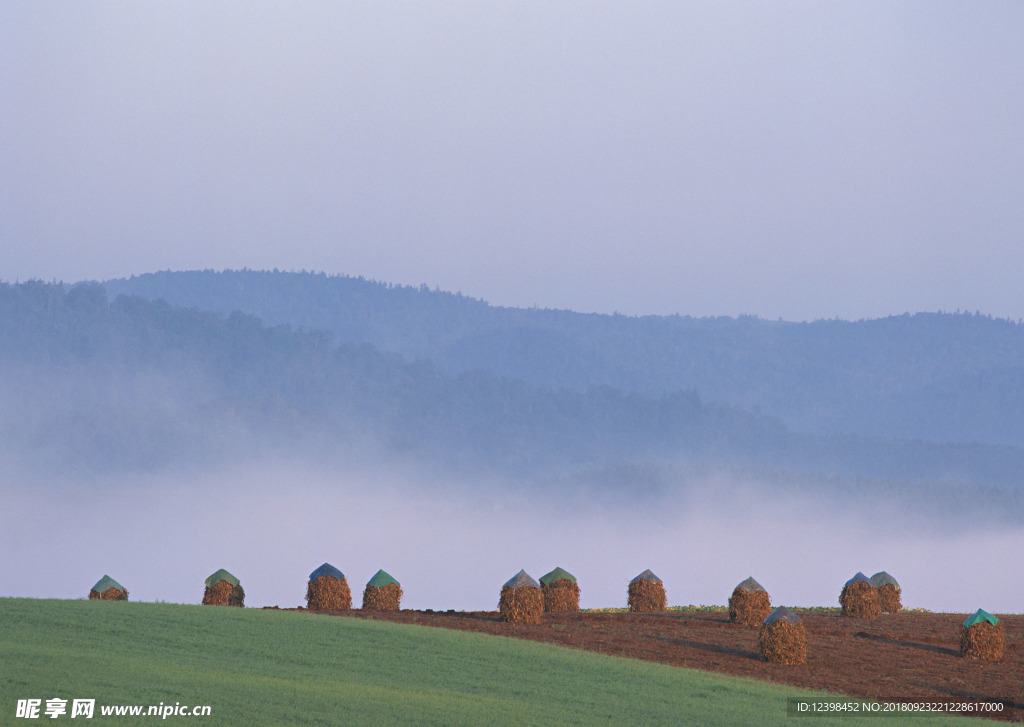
[4,278,1024,525]
[104,269,1024,449]
[0,280,780,477]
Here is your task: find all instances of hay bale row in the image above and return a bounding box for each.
[759,607,807,664]
[960,610,1004,661]
[88,575,128,601]
[729,577,771,626]
[839,573,881,619]
[499,570,543,624]
[85,566,919,629]
[362,570,403,611]
[540,567,579,613]
[202,569,244,607]
[628,570,666,613]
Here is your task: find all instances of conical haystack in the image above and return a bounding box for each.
[729,576,771,626]
[362,569,402,611]
[499,570,543,624]
[539,567,580,613]
[759,607,807,664]
[306,563,351,610]
[88,575,128,601]
[839,572,880,619]
[870,571,902,613]
[628,569,666,612]
[960,610,1004,661]
[202,569,244,607]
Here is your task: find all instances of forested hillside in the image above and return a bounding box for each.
[0,281,779,476]
[3,280,1024,510]
[105,270,1024,449]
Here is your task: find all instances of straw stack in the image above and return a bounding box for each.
[499,570,543,624]
[88,575,128,601]
[306,563,351,611]
[628,569,666,612]
[960,610,1004,661]
[729,577,771,626]
[202,569,244,607]
[870,572,902,614]
[539,567,580,613]
[759,607,807,665]
[362,570,402,611]
[839,572,880,619]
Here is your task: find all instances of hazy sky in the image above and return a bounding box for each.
[2,2,1022,321]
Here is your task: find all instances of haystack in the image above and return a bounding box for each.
[362,569,402,611]
[729,576,771,626]
[306,563,351,611]
[539,567,580,613]
[202,569,244,607]
[759,606,807,664]
[499,570,543,624]
[870,571,902,613]
[628,569,666,613]
[88,575,128,601]
[839,572,880,619]
[960,610,1004,661]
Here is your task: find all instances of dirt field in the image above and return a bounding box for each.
[298,607,1023,722]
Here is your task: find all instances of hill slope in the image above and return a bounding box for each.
[105,269,1024,449]
[0,598,980,726]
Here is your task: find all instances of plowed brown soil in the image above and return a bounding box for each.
[299,607,1023,722]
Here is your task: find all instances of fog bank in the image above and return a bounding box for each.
[2,461,1020,614]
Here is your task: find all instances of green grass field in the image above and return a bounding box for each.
[0,598,984,726]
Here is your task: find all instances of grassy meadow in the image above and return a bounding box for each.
[0,598,984,726]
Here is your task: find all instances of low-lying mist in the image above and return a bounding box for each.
[3,459,1021,614]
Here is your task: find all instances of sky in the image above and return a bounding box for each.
[2,1,1022,322]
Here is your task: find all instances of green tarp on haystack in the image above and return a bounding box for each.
[205,569,240,588]
[92,575,125,593]
[539,567,576,586]
[963,609,999,628]
[367,569,399,588]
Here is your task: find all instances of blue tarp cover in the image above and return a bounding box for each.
[309,563,345,582]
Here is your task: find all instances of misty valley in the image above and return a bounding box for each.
[2,272,1023,611]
